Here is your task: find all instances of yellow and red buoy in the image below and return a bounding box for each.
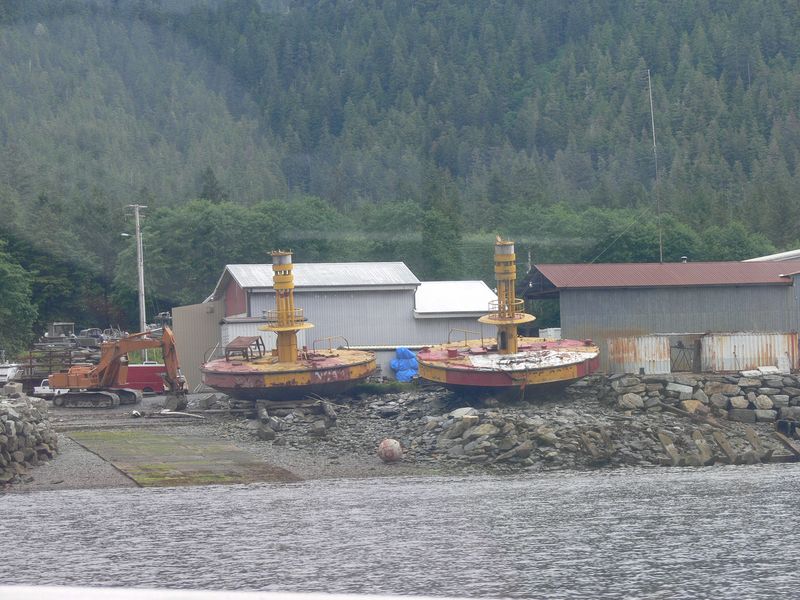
[201,250,376,400]
[417,238,599,394]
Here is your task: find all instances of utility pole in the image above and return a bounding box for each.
[647,69,663,263]
[127,204,147,334]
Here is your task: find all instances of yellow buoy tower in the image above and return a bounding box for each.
[417,237,599,394]
[262,250,315,363]
[477,238,536,354]
[200,250,377,400]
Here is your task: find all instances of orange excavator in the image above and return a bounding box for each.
[48,326,188,409]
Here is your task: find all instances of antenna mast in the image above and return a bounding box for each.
[647,69,663,263]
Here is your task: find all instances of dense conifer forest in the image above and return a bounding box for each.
[1,0,799,351]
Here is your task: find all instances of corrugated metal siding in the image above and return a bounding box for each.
[539,327,562,339]
[606,335,671,374]
[412,317,492,346]
[249,289,490,347]
[700,333,799,372]
[220,322,306,352]
[301,290,416,346]
[251,290,415,346]
[560,286,799,371]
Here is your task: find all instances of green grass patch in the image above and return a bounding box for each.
[68,429,299,487]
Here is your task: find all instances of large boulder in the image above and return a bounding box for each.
[462,423,500,441]
[618,393,644,410]
[729,396,749,409]
[754,410,777,422]
[779,406,800,420]
[709,393,729,410]
[753,395,774,410]
[679,399,705,414]
[444,415,479,439]
[704,381,741,396]
[666,382,693,395]
[737,377,761,388]
[758,388,781,395]
[449,407,478,418]
[533,427,559,446]
[772,395,790,408]
[728,409,756,423]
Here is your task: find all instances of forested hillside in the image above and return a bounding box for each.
[1,0,799,351]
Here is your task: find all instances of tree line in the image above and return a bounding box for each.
[1,0,798,352]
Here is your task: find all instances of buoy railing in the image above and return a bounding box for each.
[485,298,525,320]
[312,336,350,352]
[264,307,305,327]
[447,328,484,345]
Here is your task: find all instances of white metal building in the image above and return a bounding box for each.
[174,262,497,387]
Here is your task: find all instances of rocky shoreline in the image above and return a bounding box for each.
[212,371,797,473]
[0,383,59,485]
[5,371,800,491]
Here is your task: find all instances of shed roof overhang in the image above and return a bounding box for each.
[520,261,800,299]
[206,262,421,302]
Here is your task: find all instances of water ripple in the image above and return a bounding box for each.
[1,465,799,598]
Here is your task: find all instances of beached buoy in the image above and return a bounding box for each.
[201,250,376,400]
[377,438,403,462]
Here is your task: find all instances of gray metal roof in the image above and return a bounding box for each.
[414,281,496,315]
[744,249,800,262]
[209,262,420,300]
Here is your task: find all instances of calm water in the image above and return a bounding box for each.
[1,465,799,599]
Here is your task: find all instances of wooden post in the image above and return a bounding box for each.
[774,431,800,459]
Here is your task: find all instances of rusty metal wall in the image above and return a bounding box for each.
[560,285,799,371]
[172,300,222,391]
[606,335,671,374]
[700,332,799,372]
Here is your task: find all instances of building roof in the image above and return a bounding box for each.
[525,260,800,295]
[414,281,497,317]
[744,249,800,262]
[207,262,420,300]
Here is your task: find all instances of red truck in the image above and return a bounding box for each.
[126,363,169,394]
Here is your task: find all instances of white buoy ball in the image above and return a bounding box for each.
[377,438,403,463]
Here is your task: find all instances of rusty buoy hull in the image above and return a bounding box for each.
[201,349,376,401]
[417,337,599,393]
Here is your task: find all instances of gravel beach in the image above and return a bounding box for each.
[5,371,799,493]
[4,392,452,493]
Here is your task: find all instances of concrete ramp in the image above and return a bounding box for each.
[68,430,300,486]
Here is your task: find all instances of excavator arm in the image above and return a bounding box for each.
[49,326,187,409]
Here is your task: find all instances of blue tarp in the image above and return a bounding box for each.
[391,347,418,382]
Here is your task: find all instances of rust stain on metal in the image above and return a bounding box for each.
[701,332,798,372]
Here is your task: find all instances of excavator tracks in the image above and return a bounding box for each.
[52,388,143,408]
[110,388,144,405]
[53,391,121,408]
